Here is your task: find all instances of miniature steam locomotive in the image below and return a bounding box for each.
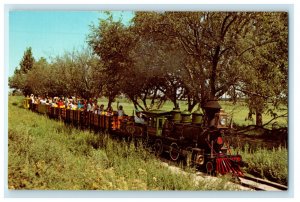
[23,98,243,176]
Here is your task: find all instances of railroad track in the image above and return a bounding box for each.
[159,156,288,191]
[238,175,288,191]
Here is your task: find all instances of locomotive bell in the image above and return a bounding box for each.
[192,109,203,124]
[181,110,191,123]
[171,108,182,122]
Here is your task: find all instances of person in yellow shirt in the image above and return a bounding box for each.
[98,104,105,115]
[72,101,78,110]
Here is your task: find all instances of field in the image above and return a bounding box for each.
[8,96,288,189]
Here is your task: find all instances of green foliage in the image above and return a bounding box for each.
[236,13,288,126]
[131,12,288,121]
[49,48,103,98]
[19,47,35,74]
[88,13,135,106]
[9,47,35,96]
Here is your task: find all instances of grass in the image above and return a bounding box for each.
[220,101,287,128]
[8,96,240,190]
[233,145,288,185]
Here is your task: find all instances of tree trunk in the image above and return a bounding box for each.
[256,110,263,127]
[210,45,220,100]
[142,96,148,110]
[107,98,113,109]
[187,94,197,112]
[107,93,116,110]
[173,86,177,109]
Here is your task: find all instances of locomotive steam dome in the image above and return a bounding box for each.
[171,108,182,122]
[181,110,191,123]
[192,109,203,124]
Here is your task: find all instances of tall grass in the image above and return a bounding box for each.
[8,96,239,190]
[235,144,288,185]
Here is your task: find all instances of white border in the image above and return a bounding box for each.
[1,1,297,200]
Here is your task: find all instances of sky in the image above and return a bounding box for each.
[8,11,134,76]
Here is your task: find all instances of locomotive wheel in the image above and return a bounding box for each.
[169,142,180,161]
[154,139,163,156]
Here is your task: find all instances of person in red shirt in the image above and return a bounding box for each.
[57,99,64,108]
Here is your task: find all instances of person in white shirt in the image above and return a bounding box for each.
[134,110,145,124]
[117,105,125,117]
[40,97,47,105]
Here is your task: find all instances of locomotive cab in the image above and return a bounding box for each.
[143,110,170,137]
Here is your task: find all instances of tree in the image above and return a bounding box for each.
[132,12,254,107]
[235,12,288,126]
[48,48,103,99]
[9,47,35,96]
[88,13,135,108]
[132,12,288,125]
[128,36,187,110]
[26,57,50,96]
[20,47,35,74]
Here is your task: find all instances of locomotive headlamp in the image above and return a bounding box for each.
[219,116,226,126]
[195,154,204,165]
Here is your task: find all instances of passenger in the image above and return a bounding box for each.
[48,98,53,105]
[106,106,113,116]
[77,100,84,110]
[57,99,64,108]
[36,96,40,103]
[87,100,92,112]
[52,101,58,107]
[69,101,74,109]
[72,101,78,110]
[90,100,95,112]
[134,110,145,124]
[40,97,47,105]
[117,105,125,117]
[30,94,35,104]
[64,98,69,108]
[34,96,39,104]
[93,100,99,114]
[46,98,50,105]
[98,104,105,115]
